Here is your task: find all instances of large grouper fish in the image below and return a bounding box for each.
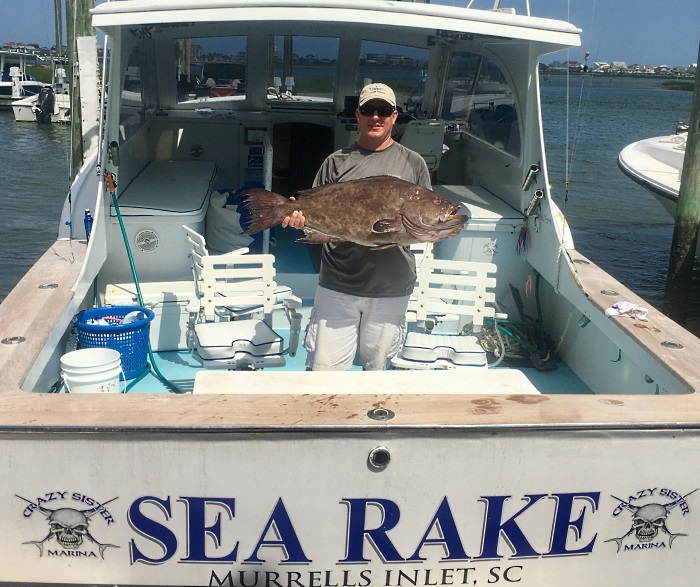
[242,176,468,249]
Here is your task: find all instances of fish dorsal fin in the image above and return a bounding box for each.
[372,218,402,234]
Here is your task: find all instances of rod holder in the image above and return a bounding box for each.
[522,164,540,191]
[525,190,544,217]
[108,141,120,167]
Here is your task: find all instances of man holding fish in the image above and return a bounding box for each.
[245,83,466,370]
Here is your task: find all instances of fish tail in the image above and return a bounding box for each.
[239,189,289,234]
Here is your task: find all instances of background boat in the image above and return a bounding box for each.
[12,60,70,123]
[617,123,687,217]
[0,50,50,106]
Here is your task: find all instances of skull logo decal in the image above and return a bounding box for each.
[17,495,119,558]
[606,490,697,552]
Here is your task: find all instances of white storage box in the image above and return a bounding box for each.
[103,281,196,352]
[103,160,218,283]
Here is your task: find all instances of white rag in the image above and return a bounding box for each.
[605,301,648,321]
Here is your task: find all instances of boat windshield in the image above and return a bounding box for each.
[268,35,340,103]
[175,35,247,104]
[441,51,520,156]
[356,40,429,115]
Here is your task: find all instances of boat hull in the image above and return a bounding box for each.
[12,92,70,123]
[3,428,700,586]
[618,134,686,217]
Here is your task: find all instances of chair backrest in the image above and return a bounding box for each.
[182,225,208,300]
[409,258,497,329]
[400,120,446,171]
[183,225,249,303]
[200,253,277,322]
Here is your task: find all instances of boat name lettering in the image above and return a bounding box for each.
[208,565,526,587]
[128,492,600,566]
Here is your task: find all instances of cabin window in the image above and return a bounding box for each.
[174,36,247,103]
[120,45,145,134]
[356,41,430,114]
[268,36,339,102]
[441,52,520,156]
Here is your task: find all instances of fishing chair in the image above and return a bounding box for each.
[392,258,501,370]
[182,226,302,369]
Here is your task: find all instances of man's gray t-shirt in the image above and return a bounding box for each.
[310,141,432,297]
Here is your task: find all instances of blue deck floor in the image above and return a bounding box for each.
[121,346,593,395]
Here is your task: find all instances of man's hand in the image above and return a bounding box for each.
[281,196,306,229]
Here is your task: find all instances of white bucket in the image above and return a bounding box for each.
[60,348,125,394]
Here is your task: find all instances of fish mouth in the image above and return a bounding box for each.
[440,204,462,222]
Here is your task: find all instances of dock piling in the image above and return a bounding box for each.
[664,43,700,324]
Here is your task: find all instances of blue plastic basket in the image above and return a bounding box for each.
[75,306,155,379]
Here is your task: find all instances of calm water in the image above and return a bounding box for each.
[542,75,692,305]
[0,76,693,306]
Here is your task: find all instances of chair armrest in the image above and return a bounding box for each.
[284,298,304,358]
[283,295,303,310]
[216,247,250,259]
[186,299,201,314]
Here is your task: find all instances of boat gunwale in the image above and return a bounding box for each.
[3,236,700,430]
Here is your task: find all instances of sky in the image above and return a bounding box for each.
[1,0,699,68]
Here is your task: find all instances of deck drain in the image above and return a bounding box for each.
[367,407,395,421]
[38,283,58,289]
[661,341,684,350]
[1,336,26,345]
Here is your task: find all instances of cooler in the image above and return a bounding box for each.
[103,160,218,283]
[102,281,196,352]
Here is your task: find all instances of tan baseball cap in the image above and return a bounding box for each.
[358,83,396,108]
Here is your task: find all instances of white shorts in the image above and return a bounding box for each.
[303,286,409,371]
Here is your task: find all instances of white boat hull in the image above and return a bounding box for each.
[2,1,700,585]
[11,92,70,123]
[3,428,699,586]
[618,133,686,217]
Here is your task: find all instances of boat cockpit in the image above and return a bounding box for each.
[18,1,695,398]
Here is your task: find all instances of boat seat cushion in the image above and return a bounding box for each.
[195,319,284,361]
[399,332,487,367]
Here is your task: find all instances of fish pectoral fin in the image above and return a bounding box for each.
[298,228,344,244]
[372,218,402,234]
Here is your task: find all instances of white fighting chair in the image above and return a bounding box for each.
[182,225,302,369]
[392,258,501,370]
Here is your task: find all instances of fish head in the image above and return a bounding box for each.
[401,193,469,242]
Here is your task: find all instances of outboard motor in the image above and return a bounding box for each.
[35,86,55,123]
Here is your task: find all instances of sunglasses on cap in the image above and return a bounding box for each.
[358,105,395,117]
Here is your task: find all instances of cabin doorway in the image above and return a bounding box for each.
[272,122,334,271]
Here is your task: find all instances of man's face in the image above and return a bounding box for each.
[356,99,398,145]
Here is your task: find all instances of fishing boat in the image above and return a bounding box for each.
[12,60,71,123]
[617,124,688,217]
[2,1,700,585]
[0,50,51,107]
